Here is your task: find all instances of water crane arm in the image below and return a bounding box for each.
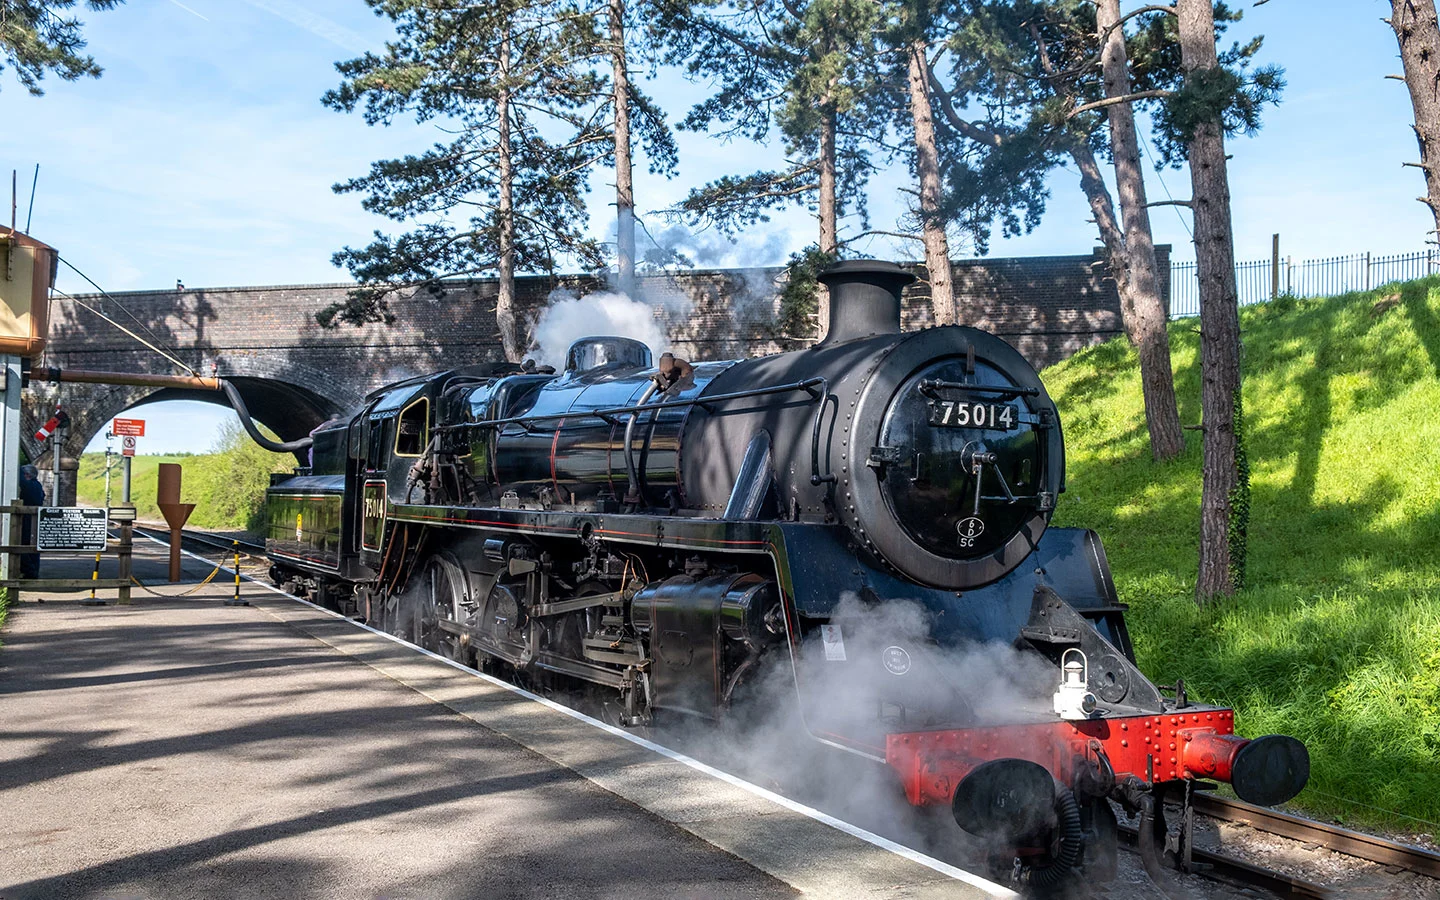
[37,367,315,453]
[217,379,313,453]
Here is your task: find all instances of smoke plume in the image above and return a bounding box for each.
[530,289,669,369]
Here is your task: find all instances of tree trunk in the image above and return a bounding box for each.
[1391,0,1440,239]
[495,32,523,363]
[816,101,838,339]
[610,0,636,297]
[1178,0,1247,601]
[1096,0,1183,460]
[907,41,956,326]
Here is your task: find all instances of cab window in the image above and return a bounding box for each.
[395,398,429,457]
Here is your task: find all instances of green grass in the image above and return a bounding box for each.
[1044,278,1440,830]
[76,421,293,532]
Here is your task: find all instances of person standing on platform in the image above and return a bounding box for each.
[18,464,45,578]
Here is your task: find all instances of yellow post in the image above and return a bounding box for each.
[79,546,107,607]
[224,539,248,607]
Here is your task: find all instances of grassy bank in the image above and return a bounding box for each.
[76,421,293,532]
[1044,279,1440,829]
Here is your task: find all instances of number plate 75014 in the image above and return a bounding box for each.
[928,400,1016,430]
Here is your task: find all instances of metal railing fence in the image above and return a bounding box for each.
[1168,249,1436,318]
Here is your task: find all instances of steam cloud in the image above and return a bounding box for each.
[654,592,1060,861]
[530,290,669,369]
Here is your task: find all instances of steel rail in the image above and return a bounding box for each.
[1116,822,1335,899]
[135,524,267,559]
[1194,794,1440,880]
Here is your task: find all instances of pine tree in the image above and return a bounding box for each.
[865,0,960,324]
[924,1,1276,464]
[597,0,678,295]
[1172,0,1250,600]
[0,0,121,96]
[1126,0,1280,598]
[322,0,611,361]
[661,0,882,337]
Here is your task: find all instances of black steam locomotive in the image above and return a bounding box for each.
[265,260,1307,889]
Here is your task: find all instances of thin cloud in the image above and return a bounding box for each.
[166,0,210,21]
[238,0,370,54]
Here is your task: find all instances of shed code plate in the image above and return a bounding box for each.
[36,507,109,551]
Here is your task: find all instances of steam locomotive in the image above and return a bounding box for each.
[265,260,1308,890]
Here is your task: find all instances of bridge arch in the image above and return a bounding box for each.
[27,373,346,504]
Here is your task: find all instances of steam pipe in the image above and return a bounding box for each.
[1029,782,1084,888]
[1136,791,1169,885]
[623,381,658,506]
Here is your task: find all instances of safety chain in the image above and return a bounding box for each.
[125,551,265,598]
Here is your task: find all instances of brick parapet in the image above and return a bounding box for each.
[43,250,1160,461]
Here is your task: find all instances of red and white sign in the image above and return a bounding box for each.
[112,418,146,437]
[121,435,137,457]
[33,405,63,442]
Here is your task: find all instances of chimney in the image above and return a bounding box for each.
[815,259,917,345]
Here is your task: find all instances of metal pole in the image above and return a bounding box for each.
[1365,251,1372,291]
[50,422,61,506]
[122,455,132,504]
[104,432,113,508]
[0,355,18,581]
[1271,233,1280,299]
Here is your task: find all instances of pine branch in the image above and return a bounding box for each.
[1068,90,1175,117]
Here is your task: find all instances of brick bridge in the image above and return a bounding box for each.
[34,249,1167,501]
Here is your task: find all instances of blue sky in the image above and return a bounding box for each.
[0,0,1423,452]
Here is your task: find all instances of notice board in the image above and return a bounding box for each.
[36,507,109,551]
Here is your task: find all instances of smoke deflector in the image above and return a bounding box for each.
[816,259,917,345]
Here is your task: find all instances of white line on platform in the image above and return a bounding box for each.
[147,532,1017,898]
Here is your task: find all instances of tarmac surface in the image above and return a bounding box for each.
[0,534,1010,899]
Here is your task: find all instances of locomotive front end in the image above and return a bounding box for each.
[824,262,1066,591]
[782,261,1311,885]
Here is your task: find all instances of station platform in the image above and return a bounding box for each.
[0,536,1011,899]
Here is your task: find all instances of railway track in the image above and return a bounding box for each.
[1115,819,1334,898]
[1113,793,1440,898]
[136,525,1437,899]
[1195,793,1440,879]
[135,524,267,558]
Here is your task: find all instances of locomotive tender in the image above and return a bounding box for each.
[266,260,1308,888]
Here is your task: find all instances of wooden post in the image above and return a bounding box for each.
[117,522,132,605]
